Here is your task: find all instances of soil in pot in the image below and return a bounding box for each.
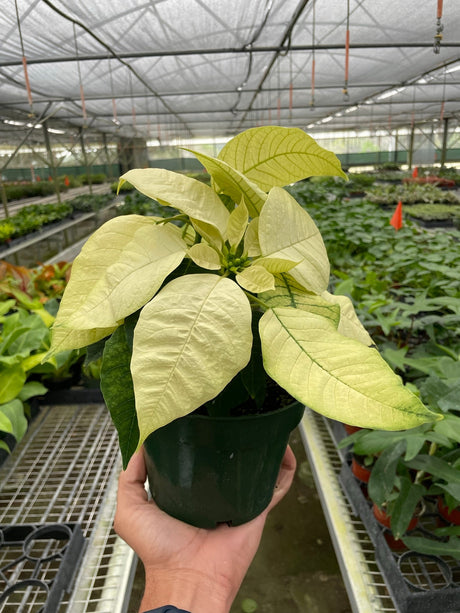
[143,398,305,528]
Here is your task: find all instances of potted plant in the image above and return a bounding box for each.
[46,126,438,527]
[341,411,460,555]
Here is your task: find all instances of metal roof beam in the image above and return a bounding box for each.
[1,43,460,68]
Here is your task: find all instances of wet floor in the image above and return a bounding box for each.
[128,429,352,613]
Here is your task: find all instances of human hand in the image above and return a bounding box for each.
[114,445,296,613]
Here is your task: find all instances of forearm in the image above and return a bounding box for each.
[140,568,235,613]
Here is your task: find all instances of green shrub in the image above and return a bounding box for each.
[79,173,107,185]
[68,194,113,212]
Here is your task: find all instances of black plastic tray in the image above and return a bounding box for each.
[0,523,85,612]
[329,420,460,613]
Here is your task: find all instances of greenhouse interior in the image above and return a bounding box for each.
[1,1,460,612]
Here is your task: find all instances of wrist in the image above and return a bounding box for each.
[141,568,234,613]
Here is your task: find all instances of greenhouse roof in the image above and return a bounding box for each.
[0,0,460,144]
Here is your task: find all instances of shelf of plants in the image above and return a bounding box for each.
[0,402,136,613]
[300,408,460,613]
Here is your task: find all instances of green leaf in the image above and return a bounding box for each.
[259,307,438,430]
[18,381,47,401]
[100,326,139,469]
[406,455,460,485]
[0,365,27,404]
[0,440,10,453]
[236,265,275,293]
[368,441,406,507]
[0,411,13,435]
[217,126,347,192]
[258,187,330,294]
[390,476,425,539]
[187,149,267,218]
[0,299,15,316]
[187,244,221,270]
[131,274,252,444]
[66,221,187,330]
[402,536,460,559]
[120,168,230,235]
[0,399,27,442]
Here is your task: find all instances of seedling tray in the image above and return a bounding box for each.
[330,421,460,613]
[0,523,85,612]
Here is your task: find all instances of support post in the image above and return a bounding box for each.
[102,133,113,181]
[440,117,449,168]
[0,181,9,218]
[408,124,415,170]
[393,129,399,164]
[80,128,93,194]
[42,121,62,204]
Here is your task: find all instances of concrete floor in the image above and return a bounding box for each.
[128,429,352,613]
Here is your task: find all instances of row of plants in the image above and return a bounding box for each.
[0,202,73,244]
[0,261,84,463]
[289,178,460,557]
[3,173,110,202]
[0,194,115,245]
[365,181,460,206]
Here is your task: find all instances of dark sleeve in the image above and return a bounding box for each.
[142,607,191,613]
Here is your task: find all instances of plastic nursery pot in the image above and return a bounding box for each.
[373,503,419,551]
[143,400,305,528]
[437,498,460,526]
[351,456,372,484]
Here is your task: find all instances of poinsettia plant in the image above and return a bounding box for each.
[47,126,438,467]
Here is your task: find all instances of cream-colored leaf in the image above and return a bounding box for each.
[121,168,229,235]
[244,218,261,257]
[188,244,221,270]
[322,291,375,347]
[49,215,158,354]
[218,126,347,192]
[186,149,267,217]
[66,223,187,329]
[258,187,330,293]
[226,199,248,247]
[259,307,438,430]
[191,219,223,250]
[256,257,298,274]
[260,275,340,327]
[131,274,252,443]
[50,325,116,354]
[236,265,275,293]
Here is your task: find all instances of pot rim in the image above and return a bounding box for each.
[183,399,303,423]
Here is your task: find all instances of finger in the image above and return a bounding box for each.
[118,450,148,503]
[266,445,296,512]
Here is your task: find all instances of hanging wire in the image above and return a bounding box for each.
[231,0,274,115]
[310,0,316,108]
[73,23,87,125]
[440,65,447,121]
[343,0,350,99]
[129,70,137,131]
[14,0,33,113]
[108,59,119,126]
[434,0,444,54]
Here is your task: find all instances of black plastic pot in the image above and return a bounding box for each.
[143,400,304,528]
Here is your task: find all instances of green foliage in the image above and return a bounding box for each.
[79,173,107,185]
[405,203,460,223]
[0,202,73,243]
[68,193,113,212]
[116,191,177,217]
[4,181,55,201]
[365,182,460,205]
